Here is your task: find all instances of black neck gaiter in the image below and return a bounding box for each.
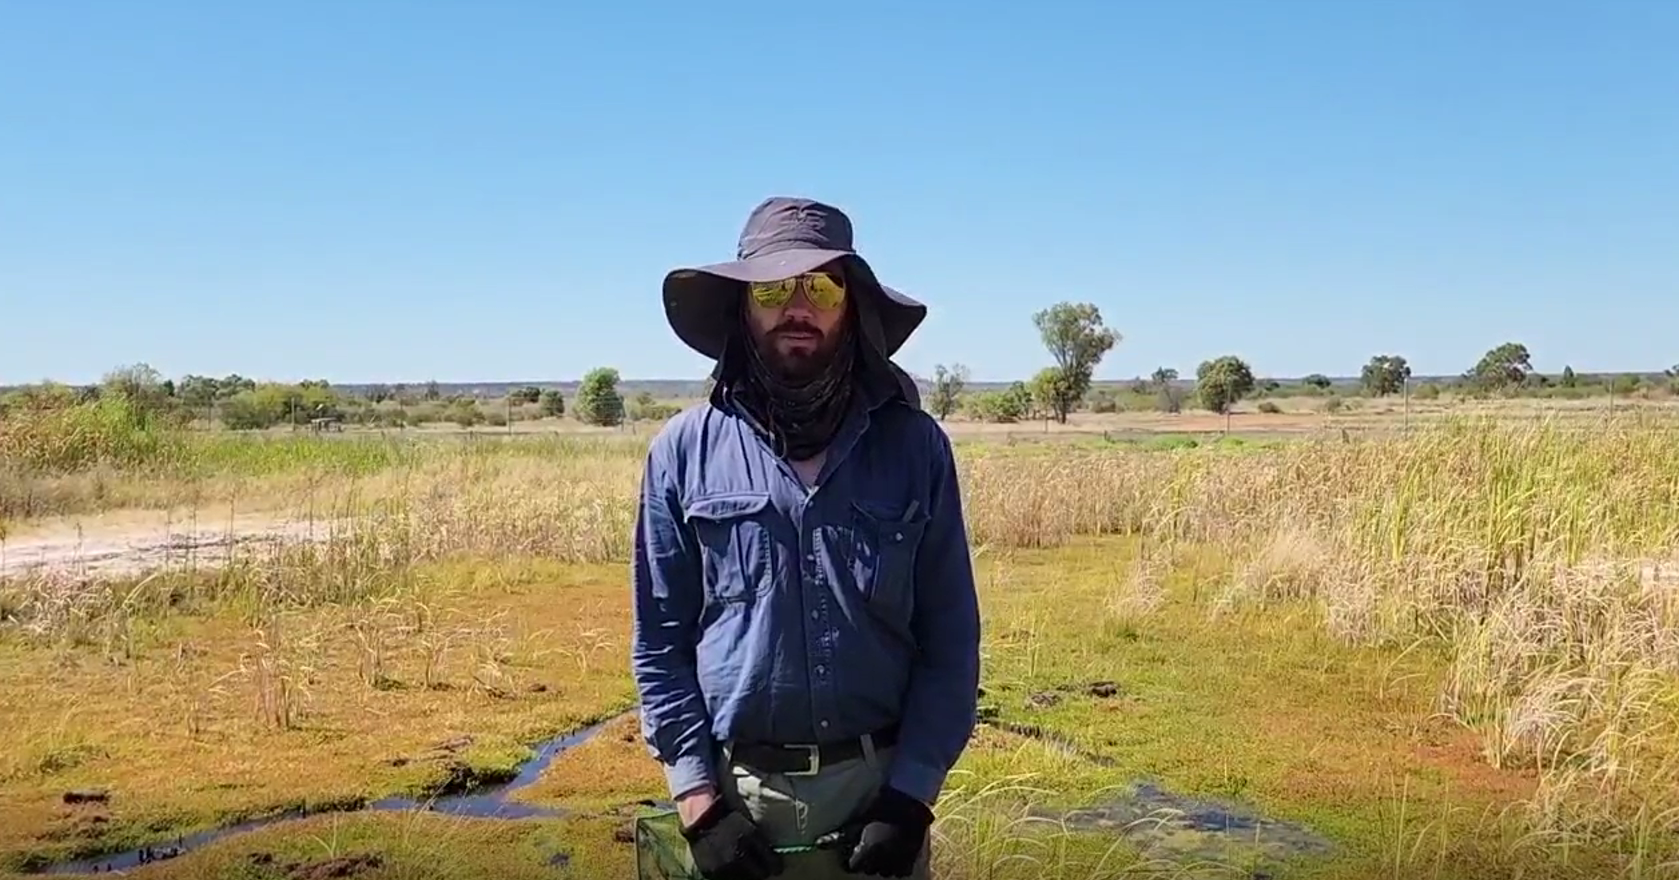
[730,316,858,462]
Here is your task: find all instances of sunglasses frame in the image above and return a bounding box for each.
[747,272,848,311]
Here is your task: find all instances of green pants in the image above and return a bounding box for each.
[716,736,933,880]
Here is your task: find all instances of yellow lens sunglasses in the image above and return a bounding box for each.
[748,273,847,311]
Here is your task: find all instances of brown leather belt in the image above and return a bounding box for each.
[730,725,899,776]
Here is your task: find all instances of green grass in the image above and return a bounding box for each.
[6,536,1668,879]
[5,415,1679,877]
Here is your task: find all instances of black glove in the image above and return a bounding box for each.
[680,797,785,880]
[841,786,934,877]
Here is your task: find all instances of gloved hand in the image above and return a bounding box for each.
[680,797,786,880]
[841,786,934,877]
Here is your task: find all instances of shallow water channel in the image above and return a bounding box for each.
[30,714,1335,876]
[32,715,630,875]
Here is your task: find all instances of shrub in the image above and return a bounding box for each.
[576,369,626,427]
[0,395,181,474]
[539,389,566,418]
[966,384,1032,423]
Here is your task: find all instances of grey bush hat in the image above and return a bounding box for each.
[661,197,927,362]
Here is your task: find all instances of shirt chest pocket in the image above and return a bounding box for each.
[846,499,930,616]
[683,492,778,604]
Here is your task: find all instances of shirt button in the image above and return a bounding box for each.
[815,665,826,676]
[893,532,903,541]
[820,719,830,729]
[810,610,820,620]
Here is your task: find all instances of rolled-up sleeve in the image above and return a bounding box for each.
[886,424,982,805]
[630,439,717,799]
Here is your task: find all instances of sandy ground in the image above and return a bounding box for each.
[0,510,341,579]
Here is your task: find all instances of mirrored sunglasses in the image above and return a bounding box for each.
[748,273,847,311]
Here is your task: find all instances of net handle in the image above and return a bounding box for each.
[772,830,848,855]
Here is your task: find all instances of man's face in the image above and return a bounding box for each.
[744,261,850,380]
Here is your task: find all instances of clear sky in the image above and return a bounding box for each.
[3,0,1675,387]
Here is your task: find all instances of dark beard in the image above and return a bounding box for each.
[736,319,857,461]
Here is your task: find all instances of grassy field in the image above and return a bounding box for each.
[3,401,1679,879]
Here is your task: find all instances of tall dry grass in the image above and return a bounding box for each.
[4,413,1679,862]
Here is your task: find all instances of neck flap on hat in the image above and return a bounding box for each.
[726,310,859,462]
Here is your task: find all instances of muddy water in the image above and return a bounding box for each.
[32,716,624,875]
[1037,780,1336,869]
[984,717,1335,870]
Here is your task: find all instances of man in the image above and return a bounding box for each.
[630,196,982,879]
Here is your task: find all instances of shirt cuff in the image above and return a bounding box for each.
[663,752,715,800]
[885,756,948,807]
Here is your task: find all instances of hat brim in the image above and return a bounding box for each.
[662,250,925,361]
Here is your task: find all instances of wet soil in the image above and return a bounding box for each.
[26,716,623,875]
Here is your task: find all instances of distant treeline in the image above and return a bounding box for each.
[0,364,672,434]
[925,334,1679,424]
[3,338,1676,435]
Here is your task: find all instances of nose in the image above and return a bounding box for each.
[782,285,818,318]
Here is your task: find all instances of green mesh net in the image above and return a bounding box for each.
[634,810,699,880]
[633,808,848,880]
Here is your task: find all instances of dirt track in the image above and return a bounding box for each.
[0,512,338,579]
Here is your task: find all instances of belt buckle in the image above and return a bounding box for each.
[783,744,821,776]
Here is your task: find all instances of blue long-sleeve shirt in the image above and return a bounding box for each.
[629,377,981,807]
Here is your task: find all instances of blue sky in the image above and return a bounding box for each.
[2,0,1675,386]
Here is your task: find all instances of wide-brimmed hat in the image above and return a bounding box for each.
[661,197,926,362]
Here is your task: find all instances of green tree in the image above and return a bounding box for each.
[509,385,542,405]
[1466,342,1533,392]
[927,363,969,421]
[1195,355,1256,415]
[965,382,1032,423]
[177,375,221,409]
[213,381,345,430]
[101,363,172,421]
[1149,367,1182,414]
[1360,354,1411,397]
[1560,366,1578,388]
[539,389,566,418]
[1029,366,1079,422]
[1032,302,1120,423]
[219,389,281,430]
[217,374,256,400]
[576,367,626,427]
[1301,373,1332,392]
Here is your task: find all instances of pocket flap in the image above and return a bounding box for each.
[850,498,929,526]
[684,492,772,523]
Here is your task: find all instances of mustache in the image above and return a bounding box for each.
[771,320,823,337]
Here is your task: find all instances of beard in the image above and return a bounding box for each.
[755,319,845,383]
[734,312,858,460]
